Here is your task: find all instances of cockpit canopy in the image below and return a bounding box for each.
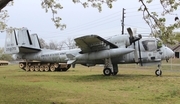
[142,39,162,51]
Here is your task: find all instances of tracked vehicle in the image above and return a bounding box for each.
[19,61,71,72]
[0,60,8,66]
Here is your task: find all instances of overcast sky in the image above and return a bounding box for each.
[0,0,179,47]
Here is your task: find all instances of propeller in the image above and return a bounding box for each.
[127,27,143,66]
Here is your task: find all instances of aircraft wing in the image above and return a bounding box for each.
[74,35,118,53]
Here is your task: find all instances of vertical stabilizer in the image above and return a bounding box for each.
[30,33,41,49]
[17,27,32,47]
[4,28,41,54]
[17,28,41,52]
[4,29,19,54]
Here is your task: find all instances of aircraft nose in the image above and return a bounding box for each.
[166,47,174,59]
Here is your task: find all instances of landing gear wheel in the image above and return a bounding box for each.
[155,69,162,76]
[103,68,112,76]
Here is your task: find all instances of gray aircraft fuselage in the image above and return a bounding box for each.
[13,35,174,67]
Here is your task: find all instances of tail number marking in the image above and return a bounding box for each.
[6,47,17,52]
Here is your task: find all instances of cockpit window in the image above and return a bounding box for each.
[157,40,162,49]
[142,40,157,51]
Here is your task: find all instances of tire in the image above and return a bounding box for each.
[103,68,112,76]
[155,69,162,76]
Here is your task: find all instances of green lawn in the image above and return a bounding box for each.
[0,60,180,104]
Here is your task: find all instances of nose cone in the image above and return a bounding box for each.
[166,47,174,59]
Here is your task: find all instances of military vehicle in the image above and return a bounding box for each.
[18,61,71,72]
[0,60,8,66]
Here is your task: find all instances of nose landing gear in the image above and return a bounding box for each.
[155,64,162,76]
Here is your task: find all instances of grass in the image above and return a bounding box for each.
[0,59,180,104]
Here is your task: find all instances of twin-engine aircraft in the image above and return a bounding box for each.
[4,28,174,76]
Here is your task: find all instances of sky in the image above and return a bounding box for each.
[0,0,179,47]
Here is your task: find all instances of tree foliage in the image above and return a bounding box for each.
[1,0,180,44]
[0,48,13,61]
[63,38,77,49]
[41,0,180,44]
[40,0,116,30]
[0,0,12,10]
[0,0,13,31]
[139,0,180,44]
[39,38,75,50]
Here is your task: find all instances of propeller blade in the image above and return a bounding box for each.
[127,27,143,65]
[138,40,143,66]
[134,42,139,63]
[127,27,133,37]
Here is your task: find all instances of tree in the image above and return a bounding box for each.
[40,0,116,30]
[64,38,77,49]
[49,40,64,50]
[39,38,65,50]
[39,38,49,49]
[0,0,12,10]
[1,0,180,44]
[0,0,115,30]
[139,0,180,44]
[0,47,13,61]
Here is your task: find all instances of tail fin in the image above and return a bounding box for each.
[17,28,41,53]
[4,29,19,54]
[4,28,41,54]
[30,33,42,49]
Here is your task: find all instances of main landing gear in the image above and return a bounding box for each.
[103,58,118,76]
[155,64,162,76]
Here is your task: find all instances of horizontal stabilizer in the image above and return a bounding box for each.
[19,46,41,53]
[66,54,76,64]
[67,60,76,64]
